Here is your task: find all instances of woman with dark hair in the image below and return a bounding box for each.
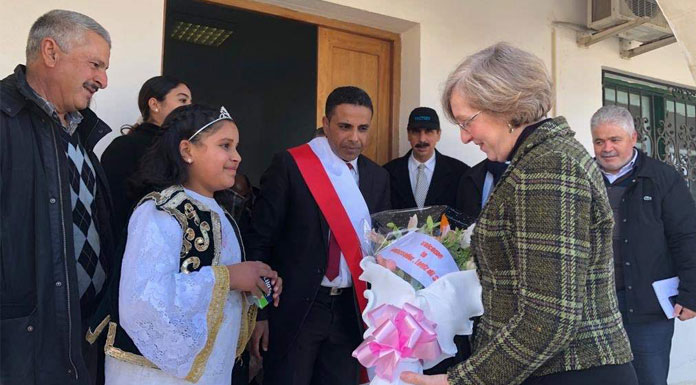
[104,104,282,385]
[101,75,192,236]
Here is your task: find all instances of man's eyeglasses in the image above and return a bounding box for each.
[457,111,481,132]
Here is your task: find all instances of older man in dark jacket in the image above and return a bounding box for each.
[1,10,115,385]
[591,105,696,385]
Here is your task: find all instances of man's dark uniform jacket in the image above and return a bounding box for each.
[383,149,468,209]
[456,159,488,219]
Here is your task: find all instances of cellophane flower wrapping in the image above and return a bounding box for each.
[354,206,484,385]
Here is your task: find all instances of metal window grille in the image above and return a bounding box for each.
[602,70,696,199]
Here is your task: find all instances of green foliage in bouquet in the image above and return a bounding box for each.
[438,227,472,271]
[370,210,475,290]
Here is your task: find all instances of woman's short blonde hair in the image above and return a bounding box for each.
[442,42,553,128]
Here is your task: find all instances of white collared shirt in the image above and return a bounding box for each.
[322,158,359,288]
[601,149,638,184]
[408,151,436,198]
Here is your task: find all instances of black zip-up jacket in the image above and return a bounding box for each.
[1,65,114,385]
[615,149,696,323]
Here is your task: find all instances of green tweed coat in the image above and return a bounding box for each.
[447,117,633,385]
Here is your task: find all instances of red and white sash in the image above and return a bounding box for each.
[288,137,371,314]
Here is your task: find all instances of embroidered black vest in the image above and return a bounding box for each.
[102,186,246,368]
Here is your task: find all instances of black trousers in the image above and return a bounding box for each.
[263,287,362,385]
[521,363,638,385]
[231,350,250,385]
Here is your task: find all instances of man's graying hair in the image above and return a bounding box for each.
[26,9,111,63]
[590,105,636,135]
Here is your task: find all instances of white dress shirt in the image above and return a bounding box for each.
[408,152,436,199]
[321,157,359,288]
[601,149,638,184]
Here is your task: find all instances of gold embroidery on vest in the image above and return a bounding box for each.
[194,221,211,252]
[181,227,195,257]
[181,256,201,274]
[184,202,201,225]
[104,322,157,369]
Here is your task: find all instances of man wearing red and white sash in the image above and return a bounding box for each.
[246,86,390,385]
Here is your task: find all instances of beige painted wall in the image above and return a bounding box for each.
[1,1,695,382]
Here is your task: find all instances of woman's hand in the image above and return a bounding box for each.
[400,372,449,385]
[226,261,276,299]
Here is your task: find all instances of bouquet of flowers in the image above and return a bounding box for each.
[367,206,477,290]
[354,206,483,385]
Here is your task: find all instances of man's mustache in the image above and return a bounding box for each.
[414,142,430,149]
[84,81,100,92]
[601,151,618,157]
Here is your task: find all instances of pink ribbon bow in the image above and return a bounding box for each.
[352,303,442,381]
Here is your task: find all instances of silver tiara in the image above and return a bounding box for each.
[188,106,234,141]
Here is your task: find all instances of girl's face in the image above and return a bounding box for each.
[182,120,241,197]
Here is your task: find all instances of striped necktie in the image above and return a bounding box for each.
[414,163,427,208]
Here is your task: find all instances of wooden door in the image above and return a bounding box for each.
[317,27,393,165]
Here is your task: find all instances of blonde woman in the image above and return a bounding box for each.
[403,43,637,385]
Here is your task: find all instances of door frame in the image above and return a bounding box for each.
[199,0,401,159]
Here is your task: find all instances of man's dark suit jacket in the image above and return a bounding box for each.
[383,149,469,209]
[245,150,390,357]
[456,159,488,219]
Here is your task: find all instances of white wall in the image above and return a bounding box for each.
[0,0,164,156]
[1,1,694,382]
[322,0,696,165]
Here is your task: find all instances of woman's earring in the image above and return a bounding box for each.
[508,123,514,133]
[186,158,192,164]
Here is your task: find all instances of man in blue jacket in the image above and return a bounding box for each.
[1,10,115,385]
[591,105,696,385]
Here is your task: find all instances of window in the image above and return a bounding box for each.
[603,70,696,199]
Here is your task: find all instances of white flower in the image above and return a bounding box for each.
[407,214,418,231]
[465,259,477,271]
[460,223,475,249]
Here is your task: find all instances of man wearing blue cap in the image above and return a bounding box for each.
[384,107,469,210]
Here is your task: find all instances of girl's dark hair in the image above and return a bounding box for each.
[120,75,188,135]
[129,104,226,199]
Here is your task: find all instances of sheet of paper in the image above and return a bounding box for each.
[378,231,459,288]
[652,276,680,319]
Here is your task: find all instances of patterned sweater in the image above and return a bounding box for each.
[447,117,633,384]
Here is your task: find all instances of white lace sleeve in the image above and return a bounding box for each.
[119,201,230,382]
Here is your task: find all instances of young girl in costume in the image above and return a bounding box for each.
[104,104,281,384]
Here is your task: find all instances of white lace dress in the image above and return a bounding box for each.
[105,189,243,384]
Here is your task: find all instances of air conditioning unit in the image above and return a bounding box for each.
[588,0,672,42]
